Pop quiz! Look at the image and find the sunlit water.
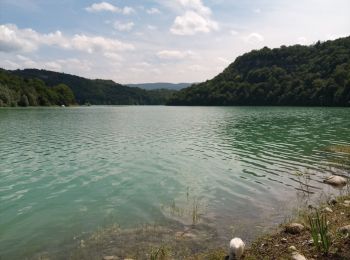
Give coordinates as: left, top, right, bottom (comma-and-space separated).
0, 106, 349, 259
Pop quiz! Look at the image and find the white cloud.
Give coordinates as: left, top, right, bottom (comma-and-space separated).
147, 25, 157, 30
85, 2, 134, 15
114, 21, 135, 32
171, 11, 218, 35
217, 57, 230, 64
86, 2, 119, 13
0, 24, 38, 52
147, 7, 161, 14
253, 8, 261, 14
103, 52, 123, 61
122, 7, 135, 15
157, 50, 195, 60
178, 0, 211, 16
230, 30, 239, 36
297, 36, 308, 45
0, 24, 134, 55
244, 33, 264, 44
71, 34, 134, 53
170, 0, 218, 35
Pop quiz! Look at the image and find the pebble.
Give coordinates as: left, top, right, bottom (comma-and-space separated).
291, 252, 307, 260
285, 223, 305, 234
288, 246, 297, 252
103, 256, 118, 260
183, 232, 197, 239
323, 175, 347, 187
323, 207, 333, 213
281, 238, 287, 243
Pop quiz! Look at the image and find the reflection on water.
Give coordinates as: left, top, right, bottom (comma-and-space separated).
0, 106, 349, 259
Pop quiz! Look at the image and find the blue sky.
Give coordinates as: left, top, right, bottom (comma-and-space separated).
0, 0, 349, 83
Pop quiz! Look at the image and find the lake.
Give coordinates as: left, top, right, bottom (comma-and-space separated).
0, 106, 349, 259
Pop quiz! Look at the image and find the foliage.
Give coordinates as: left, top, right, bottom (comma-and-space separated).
308, 210, 331, 254
168, 36, 350, 106
0, 69, 76, 107
11, 69, 176, 105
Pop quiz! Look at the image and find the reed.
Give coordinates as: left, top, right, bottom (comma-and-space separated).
308, 210, 331, 254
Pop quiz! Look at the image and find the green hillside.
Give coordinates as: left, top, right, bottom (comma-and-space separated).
168, 36, 350, 106
11, 69, 175, 105
0, 69, 75, 107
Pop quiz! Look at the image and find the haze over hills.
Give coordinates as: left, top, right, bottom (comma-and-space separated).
127, 83, 191, 91
168, 36, 350, 106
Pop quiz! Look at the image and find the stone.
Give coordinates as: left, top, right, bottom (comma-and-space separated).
285, 223, 305, 234
344, 200, 350, 205
338, 225, 350, 235
288, 246, 297, 252
323, 175, 347, 187
103, 256, 118, 260
323, 207, 333, 213
291, 252, 307, 260
281, 238, 287, 243
183, 232, 197, 239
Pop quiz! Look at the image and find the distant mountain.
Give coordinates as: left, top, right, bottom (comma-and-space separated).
9, 69, 176, 105
168, 36, 350, 106
127, 83, 191, 91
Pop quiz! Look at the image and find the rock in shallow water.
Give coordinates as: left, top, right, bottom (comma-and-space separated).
323, 175, 347, 187
285, 223, 305, 234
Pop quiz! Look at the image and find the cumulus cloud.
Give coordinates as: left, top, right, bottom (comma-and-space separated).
114, 21, 135, 32
0, 24, 134, 54
244, 33, 264, 44
157, 50, 195, 60
170, 0, 218, 35
0, 24, 39, 52
85, 2, 134, 15
147, 8, 161, 14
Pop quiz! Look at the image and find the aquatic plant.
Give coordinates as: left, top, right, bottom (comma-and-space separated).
308, 210, 331, 254
149, 246, 168, 260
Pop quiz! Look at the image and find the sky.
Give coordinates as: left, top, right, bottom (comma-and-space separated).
0, 0, 349, 84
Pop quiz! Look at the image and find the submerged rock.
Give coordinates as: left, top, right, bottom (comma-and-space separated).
285, 223, 305, 234
323, 175, 347, 187
291, 252, 307, 260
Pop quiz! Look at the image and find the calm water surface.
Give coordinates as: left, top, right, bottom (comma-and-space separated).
0, 106, 349, 258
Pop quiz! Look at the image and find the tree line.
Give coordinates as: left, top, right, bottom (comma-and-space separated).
168, 36, 350, 106
0, 69, 75, 107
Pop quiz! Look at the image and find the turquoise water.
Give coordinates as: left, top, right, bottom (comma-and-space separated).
0, 106, 349, 259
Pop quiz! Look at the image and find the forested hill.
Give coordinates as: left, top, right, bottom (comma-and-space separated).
168, 36, 350, 106
0, 69, 75, 107
10, 69, 175, 105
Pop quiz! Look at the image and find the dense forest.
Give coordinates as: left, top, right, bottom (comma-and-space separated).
0, 69, 76, 107
2, 69, 175, 106
168, 36, 350, 106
